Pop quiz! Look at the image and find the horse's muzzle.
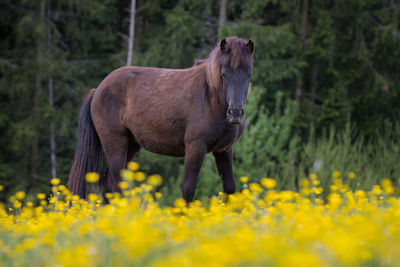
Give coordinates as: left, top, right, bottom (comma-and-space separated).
227, 106, 244, 125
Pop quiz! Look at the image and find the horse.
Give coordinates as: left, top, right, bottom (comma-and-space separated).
68, 37, 254, 203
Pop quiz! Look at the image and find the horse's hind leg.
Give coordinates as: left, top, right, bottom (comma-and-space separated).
99, 134, 129, 192
99, 132, 141, 193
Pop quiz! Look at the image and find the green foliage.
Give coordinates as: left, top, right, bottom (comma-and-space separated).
0, 0, 123, 199
233, 87, 300, 189
298, 123, 400, 196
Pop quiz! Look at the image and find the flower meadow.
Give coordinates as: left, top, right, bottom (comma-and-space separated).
1, 163, 400, 267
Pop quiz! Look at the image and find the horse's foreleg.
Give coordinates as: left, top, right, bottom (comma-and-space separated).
182, 142, 207, 203
213, 147, 236, 194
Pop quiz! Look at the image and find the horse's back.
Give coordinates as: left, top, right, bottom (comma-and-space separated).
92, 65, 195, 119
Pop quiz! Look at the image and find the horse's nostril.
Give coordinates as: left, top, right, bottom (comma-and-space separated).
227, 107, 244, 117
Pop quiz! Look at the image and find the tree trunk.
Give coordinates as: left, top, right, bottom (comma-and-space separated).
295, 0, 309, 113
47, 3, 57, 178
310, 62, 318, 105
31, 0, 46, 181
126, 0, 136, 66
295, 74, 302, 113
48, 77, 57, 178
218, 0, 227, 37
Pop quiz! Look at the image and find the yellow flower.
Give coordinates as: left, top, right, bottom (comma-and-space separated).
148, 174, 163, 186
50, 178, 60, 185
85, 172, 99, 183
4, 167, 400, 267
355, 190, 366, 198
372, 185, 382, 195
22, 238, 36, 250
121, 169, 134, 181
240, 176, 249, 183
134, 172, 146, 182
309, 173, 318, 180
13, 201, 22, 209
300, 179, 310, 188
280, 191, 294, 201
58, 185, 67, 191
347, 172, 356, 179
330, 185, 339, 192
333, 178, 342, 185
312, 179, 320, 185
332, 171, 341, 178
249, 183, 262, 194
0, 185, 4, 191
261, 178, 276, 189
278, 251, 323, 267
132, 187, 142, 194
88, 193, 98, 202
118, 181, 129, 190
49, 197, 57, 204
328, 193, 342, 206
191, 200, 202, 207
301, 188, 311, 196
312, 187, 323, 195
174, 198, 186, 208
381, 178, 394, 195
142, 184, 153, 192
127, 161, 140, 171
15, 191, 26, 200
57, 245, 89, 267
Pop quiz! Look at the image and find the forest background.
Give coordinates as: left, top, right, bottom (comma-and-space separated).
0, 0, 399, 204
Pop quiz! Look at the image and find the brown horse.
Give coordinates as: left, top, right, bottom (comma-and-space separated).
68, 37, 254, 203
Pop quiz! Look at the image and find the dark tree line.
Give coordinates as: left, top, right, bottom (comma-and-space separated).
0, 0, 399, 200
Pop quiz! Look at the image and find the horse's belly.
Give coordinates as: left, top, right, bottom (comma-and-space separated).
141, 139, 185, 157
129, 122, 186, 157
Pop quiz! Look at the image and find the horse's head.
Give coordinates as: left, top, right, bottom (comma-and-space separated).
221, 38, 254, 124
207, 37, 254, 125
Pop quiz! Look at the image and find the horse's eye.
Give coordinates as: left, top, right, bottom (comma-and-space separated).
248, 74, 252, 79
221, 72, 226, 78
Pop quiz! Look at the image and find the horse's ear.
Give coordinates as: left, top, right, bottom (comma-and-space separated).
220, 39, 227, 53
247, 40, 254, 54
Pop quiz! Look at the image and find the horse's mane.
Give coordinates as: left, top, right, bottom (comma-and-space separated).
206, 37, 254, 90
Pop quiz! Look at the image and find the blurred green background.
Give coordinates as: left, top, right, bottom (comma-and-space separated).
0, 0, 399, 204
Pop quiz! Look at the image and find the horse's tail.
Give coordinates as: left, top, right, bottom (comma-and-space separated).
67, 89, 103, 199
